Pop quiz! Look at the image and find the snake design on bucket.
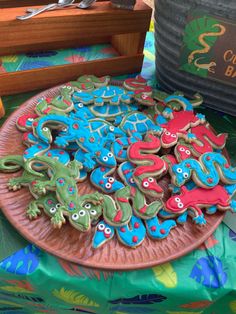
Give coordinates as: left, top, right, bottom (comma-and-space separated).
188, 24, 226, 65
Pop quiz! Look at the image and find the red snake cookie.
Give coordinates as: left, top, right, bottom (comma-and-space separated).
128, 133, 167, 198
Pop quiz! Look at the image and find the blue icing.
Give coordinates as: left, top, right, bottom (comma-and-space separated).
118, 161, 136, 187
172, 152, 236, 187
193, 214, 206, 226
116, 216, 146, 248
206, 205, 217, 214
91, 167, 124, 193
177, 211, 188, 224
23, 142, 50, 159
164, 95, 193, 111
146, 216, 176, 239
0, 244, 41, 275
93, 221, 115, 249
190, 256, 227, 288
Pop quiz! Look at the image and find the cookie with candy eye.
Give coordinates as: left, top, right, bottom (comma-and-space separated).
67, 209, 91, 232
16, 113, 39, 132
171, 152, 236, 189
93, 221, 115, 249
174, 141, 195, 162
127, 133, 167, 198
90, 166, 124, 194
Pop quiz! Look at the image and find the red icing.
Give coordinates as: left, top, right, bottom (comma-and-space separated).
59, 179, 64, 184
17, 114, 38, 127
151, 226, 156, 232
99, 180, 104, 184
101, 167, 106, 172
69, 187, 73, 191
191, 124, 227, 155
206, 156, 211, 161
37, 145, 42, 149
43, 108, 51, 114
114, 210, 123, 222
124, 75, 147, 88
134, 222, 140, 229
176, 145, 193, 161
166, 185, 230, 215
73, 123, 79, 129
63, 99, 71, 106
24, 151, 29, 155
120, 227, 126, 233
59, 151, 65, 155
123, 170, 130, 175
116, 139, 123, 145
69, 202, 74, 208
47, 152, 52, 157
22, 132, 30, 141
139, 204, 147, 214
132, 236, 138, 243
33, 121, 38, 127
128, 134, 164, 196
160, 229, 166, 234
116, 197, 129, 203
104, 233, 110, 238
225, 164, 230, 168
207, 178, 213, 183
160, 111, 200, 147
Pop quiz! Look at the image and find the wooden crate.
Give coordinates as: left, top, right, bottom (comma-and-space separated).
0, 0, 152, 95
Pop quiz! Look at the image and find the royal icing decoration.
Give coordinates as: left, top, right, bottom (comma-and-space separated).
172, 152, 236, 188
165, 184, 236, 225
128, 133, 167, 198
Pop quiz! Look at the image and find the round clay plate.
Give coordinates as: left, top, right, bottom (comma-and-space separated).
0, 85, 225, 270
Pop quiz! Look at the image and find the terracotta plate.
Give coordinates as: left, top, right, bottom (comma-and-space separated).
0, 85, 225, 270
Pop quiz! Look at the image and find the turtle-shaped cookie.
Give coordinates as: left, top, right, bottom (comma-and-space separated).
116, 111, 162, 135
89, 103, 138, 121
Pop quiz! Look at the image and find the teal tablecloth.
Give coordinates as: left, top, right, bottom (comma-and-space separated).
0, 32, 236, 314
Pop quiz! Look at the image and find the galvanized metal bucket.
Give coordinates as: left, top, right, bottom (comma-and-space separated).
154, 0, 236, 115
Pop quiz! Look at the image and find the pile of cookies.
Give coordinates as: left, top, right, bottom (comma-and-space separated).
0, 75, 236, 249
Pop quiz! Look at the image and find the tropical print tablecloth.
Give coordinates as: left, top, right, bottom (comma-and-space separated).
0, 32, 236, 314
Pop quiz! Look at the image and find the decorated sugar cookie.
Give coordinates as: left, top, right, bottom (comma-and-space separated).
71, 75, 110, 91
115, 111, 162, 135
90, 166, 124, 193
189, 124, 227, 157
33, 114, 117, 170
155, 106, 205, 148
145, 216, 176, 239
118, 161, 136, 187
171, 152, 236, 188
128, 133, 167, 198
16, 113, 38, 132
112, 134, 142, 162
124, 75, 155, 106
116, 216, 146, 248
0, 155, 25, 173
102, 186, 163, 226
165, 184, 236, 225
